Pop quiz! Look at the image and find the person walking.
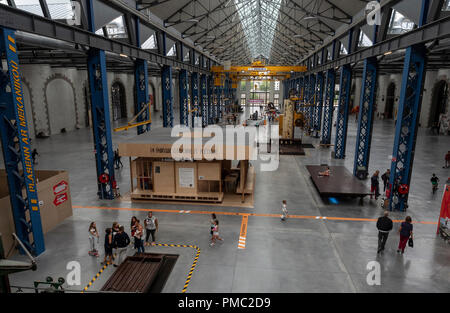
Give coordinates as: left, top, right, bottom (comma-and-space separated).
210, 213, 218, 244
376, 211, 393, 253
444, 151, 450, 168
130, 216, 137, 249
114, 149, 123, 169
371, 170, 380, 200
281, 200, 288, 221
381, 169, 390, 192
397, 216, 413, 254
144, 211, 158, 246
210, 220, 223, 246
32, 149, 39, 165
431, 173, 439, 194
134, 219, 145, 254
88, 222, 100, 257
102, 228, 113, 265
111, 222, 120, 259
113, 226, 130, 267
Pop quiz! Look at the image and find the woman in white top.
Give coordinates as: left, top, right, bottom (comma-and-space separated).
88, 222, 99, 257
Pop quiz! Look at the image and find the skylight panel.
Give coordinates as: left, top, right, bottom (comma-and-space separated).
234, 0, 282, 60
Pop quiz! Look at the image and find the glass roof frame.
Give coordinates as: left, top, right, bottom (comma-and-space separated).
234, 0, 282, 60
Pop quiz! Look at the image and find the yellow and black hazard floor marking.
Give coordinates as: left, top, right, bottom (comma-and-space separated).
81, 261, 110, 293
155, 243, 201, 293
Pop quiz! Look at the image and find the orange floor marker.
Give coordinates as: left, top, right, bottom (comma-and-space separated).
238, 215, 249, 249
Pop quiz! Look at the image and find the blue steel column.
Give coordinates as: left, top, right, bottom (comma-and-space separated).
320, 46, 336, 146
135, 59, 150, 134
334, 31, 354, 159
190, 72, 199, 126
313, 72, 324, 138
87, 49, 116, 199
135, 14, 150, 134
388, 0, 430, 211
303, 75, 309, 117
224, 76, 230, 113
86, 0, 115, 200
179, 69, 188, 126
217, 83, 222, 119
353, 17, 379, 178
161, 65, 173, 127
207, 75, 213, 124
308, 74, 316, 131
200, 74, 208, 127
0, 28, 45, 255
353, 58, 377, 177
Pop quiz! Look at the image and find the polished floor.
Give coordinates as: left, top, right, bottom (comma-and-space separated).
4, 107, 450, 293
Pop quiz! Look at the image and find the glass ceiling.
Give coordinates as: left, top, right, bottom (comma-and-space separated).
234, 0, 282, 60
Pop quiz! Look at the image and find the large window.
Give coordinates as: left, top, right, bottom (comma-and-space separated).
388, 10, 414, 35
273, 93, 280, 107
240, 81, 246, 91
95, 15, 128, 39
240, 94, 246, 106
274, 80, 280, 91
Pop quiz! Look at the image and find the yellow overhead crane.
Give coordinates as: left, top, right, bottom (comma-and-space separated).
211, 61, 307, 86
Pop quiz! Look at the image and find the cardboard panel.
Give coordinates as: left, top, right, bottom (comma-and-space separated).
175, 162, 197, 194
198, 162, 221, 181
0, 170, 73, 257
0, 196, 15, 255
153, 162, 175, 193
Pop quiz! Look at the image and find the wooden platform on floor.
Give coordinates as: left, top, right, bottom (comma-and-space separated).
306, 165, 371, 198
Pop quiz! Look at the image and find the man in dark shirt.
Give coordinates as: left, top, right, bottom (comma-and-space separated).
113, 226, 130, 267
381, 169, 390, 192
376, 211, 393, 253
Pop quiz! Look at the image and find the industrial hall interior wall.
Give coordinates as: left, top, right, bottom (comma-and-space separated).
17, 64, 172, 139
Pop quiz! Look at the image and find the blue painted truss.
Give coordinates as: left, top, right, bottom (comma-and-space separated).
0, 27, 45, 255
353, 57, 377, 178
179, 69, 188, 127
135, 59, 150, 134
320, 69, 336, 145
313, 72, 324, 138
334, 64, 352, 159
161, 65, 173, 128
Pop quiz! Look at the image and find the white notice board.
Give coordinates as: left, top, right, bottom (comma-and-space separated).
179, 168, 195, 188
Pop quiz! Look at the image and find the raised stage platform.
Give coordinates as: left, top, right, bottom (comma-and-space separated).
306, 165, 371, 198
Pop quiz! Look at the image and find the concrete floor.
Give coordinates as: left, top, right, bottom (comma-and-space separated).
4, 107, 450, 293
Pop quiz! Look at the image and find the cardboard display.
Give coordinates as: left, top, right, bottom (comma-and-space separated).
0, 170, 73, 256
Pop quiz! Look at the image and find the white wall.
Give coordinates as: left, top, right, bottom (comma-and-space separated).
21, 64, 141, 138
375, 71, 450, 127
18, 62, 450, 140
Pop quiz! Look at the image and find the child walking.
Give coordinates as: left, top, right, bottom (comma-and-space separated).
281, 200, 288, 221
210, 220, 223, 246
88, 222, 100, 257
